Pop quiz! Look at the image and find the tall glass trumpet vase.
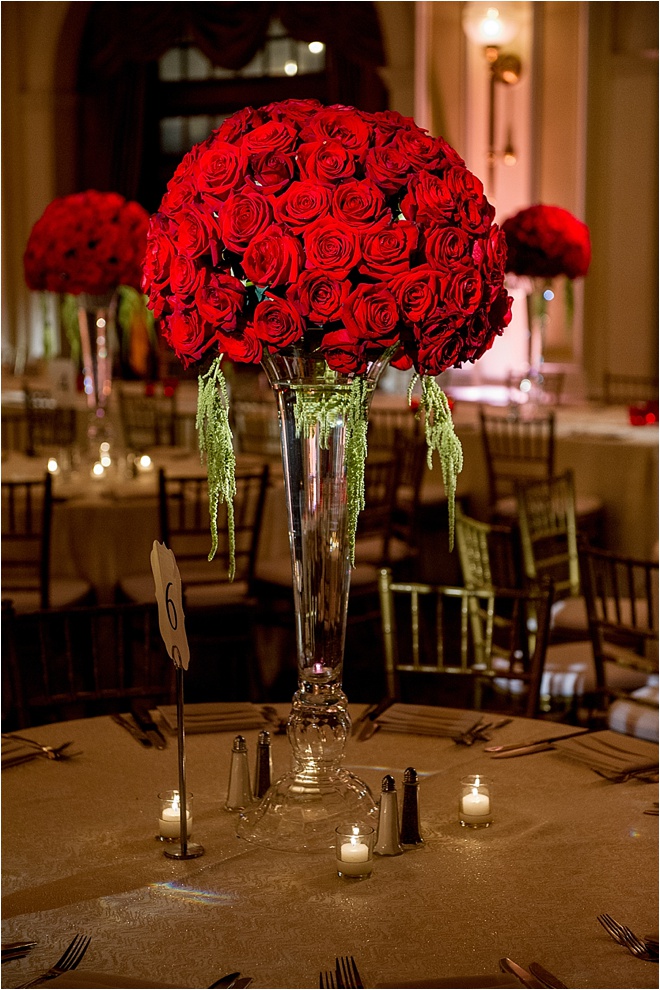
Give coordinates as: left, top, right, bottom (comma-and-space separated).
77, 291, 117, 452
237, 345, 391, 852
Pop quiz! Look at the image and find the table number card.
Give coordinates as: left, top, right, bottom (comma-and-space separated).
150, 541, 190, 671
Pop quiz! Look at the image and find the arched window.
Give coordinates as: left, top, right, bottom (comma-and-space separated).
74, 2, 387, 212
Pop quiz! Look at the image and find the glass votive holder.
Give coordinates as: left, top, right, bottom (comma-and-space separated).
158, 790, 193, 842
335, 824, 375, 880
459, 775, 492, 828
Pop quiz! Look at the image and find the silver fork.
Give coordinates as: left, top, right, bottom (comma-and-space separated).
320, 970, 337, 989
336, 956, 364, 988
597, 914, 658, 961
18, 934, 91, 987
2, 735, 75, 761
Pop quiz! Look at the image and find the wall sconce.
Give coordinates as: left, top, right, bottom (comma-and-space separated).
462, 3, 524, 191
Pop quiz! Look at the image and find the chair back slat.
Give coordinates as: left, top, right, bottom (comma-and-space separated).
2, 474, 53, 607
516, 470, 580, 600
118, 385, 177, 449
3, 602, 176, 729
480, 409, 555, 507
378, 568, 554, 718
579, 540, 659, 704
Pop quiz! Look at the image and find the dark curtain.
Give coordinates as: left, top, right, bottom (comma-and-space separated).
76, 2, 387, 204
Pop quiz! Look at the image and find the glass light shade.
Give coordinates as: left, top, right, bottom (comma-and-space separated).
462, 3, 520, 47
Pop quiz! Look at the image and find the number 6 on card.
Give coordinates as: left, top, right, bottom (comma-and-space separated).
150, 541, 190, 670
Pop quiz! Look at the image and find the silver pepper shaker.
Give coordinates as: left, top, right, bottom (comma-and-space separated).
254, 729, 272, 799
374, 774, 403, 856
225, 735, 253, 811
400, 766, 424, 845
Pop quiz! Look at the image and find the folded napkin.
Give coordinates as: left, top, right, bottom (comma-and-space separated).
375, 975, 521, 988
375, 704, 482, 738
48, 972, 179, 988
553, 729, 659, 774
157, 702, 267, 734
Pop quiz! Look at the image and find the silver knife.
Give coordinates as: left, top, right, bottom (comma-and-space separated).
111, 714, 152, 747
499, 957, 545, 989
486, 729, 589, 753
529, 961, 568, 989
356, 697, 395, 741
131, 704, 168, 749
490, 742, 557, 759
208, 972, 241, 988
232, 979, 253, 989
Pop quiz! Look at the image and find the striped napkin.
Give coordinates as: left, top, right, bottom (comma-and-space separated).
375, 704, 483, 738
157, 702, 267, 734
552, 729, 658, 774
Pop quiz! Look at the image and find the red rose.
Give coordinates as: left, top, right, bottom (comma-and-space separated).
359, 221, 418, 278
262, 98, 323, 125
303, 218, 361, 276
301, 107, 373, 159
246, 151, 294, 196
332, 180, 388, 229
446, 166, 494, 235
217, 326, 263, 363
169, 254, 205, 298
364, 146, 412, 194
389, 266, 443, 328
242, 120, 298, 156
297, 140, 357, 185
320, 328, 368, 374
215, 107, 265, 143
391, 345, 414, 371
196, 142, 246, 201
424, 226, 471, 269
242, 224, 304, 287
392, 126, 444, 171
253, 295, 304, 347
164, 305, 217, 367
444, 262, 484, 316
417, 322, 465, 376
288, 269, 350, 324
400, 171, 455, 225
176, 207, 212, 259
220, 190, 272, 253
195, 273, 245, 329
342, 283, 399, 346
272, 180, 332, 230
372, 110, 416, 146
142, 214, 176, 299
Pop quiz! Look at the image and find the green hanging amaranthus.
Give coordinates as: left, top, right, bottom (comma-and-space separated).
196, 355, 237, 579
410, 375, 463, 549
292, 375, 370, 567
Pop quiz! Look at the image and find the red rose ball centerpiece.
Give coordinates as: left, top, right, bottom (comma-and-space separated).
143, 99, 512, 850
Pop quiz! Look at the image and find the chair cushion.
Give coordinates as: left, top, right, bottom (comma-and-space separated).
119, 573, 251, 608
540, 640, 650, 700
608, 685, 659, 742
4, 578, 93, 613
494, 492, 604, 521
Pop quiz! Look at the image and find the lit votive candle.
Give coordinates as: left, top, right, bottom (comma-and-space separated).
459, 775, 492, 828
335, 824, 375, 879
47, 457, 59, 475
137, 454, 152, 471
158, 790, 193, 842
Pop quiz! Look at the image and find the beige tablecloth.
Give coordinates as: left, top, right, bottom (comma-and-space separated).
2, 708, 657, 989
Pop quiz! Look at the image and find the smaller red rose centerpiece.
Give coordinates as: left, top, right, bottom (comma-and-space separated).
24, 189, 149, 297
23, 190, 153, 404
501, 204, 591, 282
501, 204, 590, 385
142, 99, 513, 561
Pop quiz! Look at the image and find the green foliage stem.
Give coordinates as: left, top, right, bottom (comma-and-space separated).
409, 374, 463, 550
196, 356, 237, 579
292, 378, 370, 566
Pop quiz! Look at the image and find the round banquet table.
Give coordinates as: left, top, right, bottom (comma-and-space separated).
2, 707, 658, 990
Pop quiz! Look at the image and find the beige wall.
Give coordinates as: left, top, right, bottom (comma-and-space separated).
2, 1, 658, 397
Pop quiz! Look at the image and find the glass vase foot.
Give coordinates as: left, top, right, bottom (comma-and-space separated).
237, 768, 377, 852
